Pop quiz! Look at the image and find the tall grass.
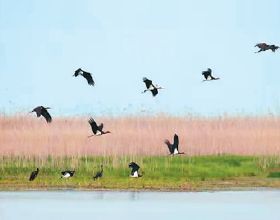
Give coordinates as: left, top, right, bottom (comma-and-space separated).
0, 114, 280, 156
1, 155, 277, 190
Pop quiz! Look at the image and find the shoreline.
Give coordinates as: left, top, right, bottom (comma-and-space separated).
1, 179, 280, 192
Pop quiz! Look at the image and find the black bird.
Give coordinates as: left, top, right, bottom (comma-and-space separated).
93, 165, 103, 180
142, 77, 163, 97
202, 68, 220, 81
88, 117, 111, 137
30, 106, 52, 123
61, 170, 75, 178
164, 134, 184, 155
29, 168, 39, 181
73, 68, 95, 86
255, 43, 279, 53
128, 162, 142, 178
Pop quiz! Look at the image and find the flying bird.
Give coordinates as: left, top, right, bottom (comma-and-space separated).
73, 68, 95, 86
61, 170, 75, 179
255, 43, 279, 53
202, 68, 220, 81
164, 134, 184, 155
29, 168, 39, 181
88, 117, 111, 137
128, 162, 142, 178
93, 165, 103, 180
30, 106, 52, 123
142, 77, 163, 97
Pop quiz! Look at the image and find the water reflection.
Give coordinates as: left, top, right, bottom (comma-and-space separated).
0, 190, 279, 220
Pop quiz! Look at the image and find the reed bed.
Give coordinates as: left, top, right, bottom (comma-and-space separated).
0, 114, 280, 157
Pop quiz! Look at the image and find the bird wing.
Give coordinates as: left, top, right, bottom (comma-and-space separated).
82, 71, 95, 86
130, 162, 140, 172
151, 88, 158, 96
202, 71, 209, 80
173, 134, 179, 151
143, 77, 154, 89
164, 139, 173, 154
74, 68, 81, 77
256, 43, 268, 49
132, 165, 140, 173
32, 106, 42, 117
88, 117, 99, 134
29, 171, 37, 181
41, 108, 52, 123
98, 123, 104, 131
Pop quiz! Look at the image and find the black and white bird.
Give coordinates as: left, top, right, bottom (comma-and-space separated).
128, 162, 142, 178
93, 165, 103, 180
73, 68, 95, 86
29, 168, 39, 181
142, 77, 163, 97
164, 134, 184, 155
61, 170, 75, 178
202, 68, 220, 81
30, 106, 52, 123
88, 117, 111, 137
255, 43, 279, 53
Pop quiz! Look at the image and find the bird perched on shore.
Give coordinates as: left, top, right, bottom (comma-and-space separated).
61, 170, 75, 178
73, 68, 95, 86
255, 43, 279, 53
202, 68, 220, 81
88, 117, 111, 137
129, 162, 142, 178
142, 77, 163, 97
93, 165, 103, 180
29, 168, 39, 181
164, 134, 184, 155
30, 106, 52, 123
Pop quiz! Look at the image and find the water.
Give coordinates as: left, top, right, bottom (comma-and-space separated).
0, 190, 279, 220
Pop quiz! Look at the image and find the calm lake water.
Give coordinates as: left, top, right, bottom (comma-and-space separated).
0, 190, 279, 220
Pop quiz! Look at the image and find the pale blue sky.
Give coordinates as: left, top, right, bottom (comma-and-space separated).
1, 0, 280, 116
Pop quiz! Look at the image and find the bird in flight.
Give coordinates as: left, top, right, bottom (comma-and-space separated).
164, 134, 184, 155
128, 162, 142, 178
29, 168, 39, 181
202, 68, 220, 81
30, 106, 52, 123
93, 165, 103, 180
142, 77, 163, 97
88, 117, 111, 137
61, 170, 75, 178
255, 43, 279, 53
73, 68, 95, 86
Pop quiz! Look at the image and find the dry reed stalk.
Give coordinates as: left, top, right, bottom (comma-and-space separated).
0, 114, 280, 157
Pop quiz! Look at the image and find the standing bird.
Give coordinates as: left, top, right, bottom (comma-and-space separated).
255, 43, 279, 53
164, 134, 184, 155
29, 168, 39, 181
93, 165, 103, 180
128, 162, 142, 178
61, 170, 75, 178
142, 77, 163, 97
88, 117, 111, 137
30, 106, 52, 123
73, 68, 95, 86
202, 68, 220, 81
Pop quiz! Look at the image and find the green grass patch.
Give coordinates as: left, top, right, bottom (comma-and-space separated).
0, 155, 279, 190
